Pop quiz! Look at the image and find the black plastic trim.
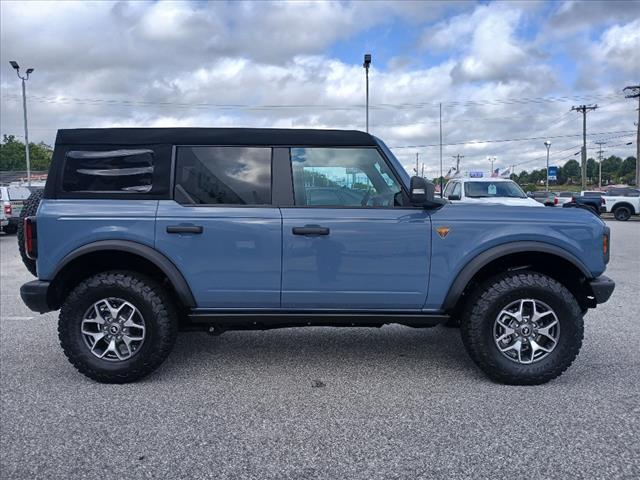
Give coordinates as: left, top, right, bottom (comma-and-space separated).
20, 280, 52, 313
272, 147, 294, 206
188, 310, 448, 328
587, 275, 615, 304
442, 241, 593, 311
51, 240, 196, 307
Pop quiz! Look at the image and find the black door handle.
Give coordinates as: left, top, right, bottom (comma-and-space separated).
166, 225, 203, 234
292, 226, 330, 236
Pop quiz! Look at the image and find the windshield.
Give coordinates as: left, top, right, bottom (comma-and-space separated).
7, 186, 31, 200
464, 181, 526, 199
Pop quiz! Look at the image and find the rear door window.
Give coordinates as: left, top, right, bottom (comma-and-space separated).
174, 146, 272, 205
62, 149, 154, 193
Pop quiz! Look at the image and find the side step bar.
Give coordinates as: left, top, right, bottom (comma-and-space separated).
187, 310, 449, 330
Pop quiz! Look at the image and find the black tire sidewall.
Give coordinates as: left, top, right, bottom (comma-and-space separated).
478, 285, 580, 376
462, 273, 584, 384
614, 207, 630, 221
59, 272, 177, 381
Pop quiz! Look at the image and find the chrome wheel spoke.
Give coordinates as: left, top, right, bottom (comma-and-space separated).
494, 298, 560, 365
81, 297, 145, 362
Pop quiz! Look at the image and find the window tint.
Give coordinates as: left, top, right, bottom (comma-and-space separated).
175, 147, 271, 205
63, 149, 154, 193
291, 147, 402, 207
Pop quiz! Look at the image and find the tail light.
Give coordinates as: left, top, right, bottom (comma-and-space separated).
603, 231, 610, 264
570, 196, 576, 203
554, 197, 558, 205
24, 217, 37, 260
3, 203, 11, 216
600, 197, 605, 205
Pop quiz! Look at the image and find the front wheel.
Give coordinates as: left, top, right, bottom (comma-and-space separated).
461, 272, 583, 385
58, 271, 178, 383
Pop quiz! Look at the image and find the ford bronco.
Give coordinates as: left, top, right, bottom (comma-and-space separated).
19, 128, 615, 384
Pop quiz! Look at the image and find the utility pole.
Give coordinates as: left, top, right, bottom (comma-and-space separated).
9, 61, 34, 186
623, 85, 640, 186
363, 54, 371, 133
415, 152, 419, 175
452, 154, 464, 174
571, 104, 598, 189
595, 141, 606, 188
421, 163, 424, 178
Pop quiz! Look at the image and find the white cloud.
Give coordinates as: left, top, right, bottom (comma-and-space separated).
0, 0, 636, 177
593, 19, 640, 75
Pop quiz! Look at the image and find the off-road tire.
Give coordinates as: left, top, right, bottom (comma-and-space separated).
17, 189, 43, 276
58, 271, 178, 383
613, 205, 631, 221
460, 271, 583, 385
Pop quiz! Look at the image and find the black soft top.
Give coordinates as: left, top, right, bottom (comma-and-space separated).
55, 127, 376, 147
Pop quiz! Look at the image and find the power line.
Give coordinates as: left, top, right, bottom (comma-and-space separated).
0, 91, 626, 111
390, 129, 633, 149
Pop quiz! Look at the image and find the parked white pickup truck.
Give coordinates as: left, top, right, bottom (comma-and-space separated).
603, 195, 640, 221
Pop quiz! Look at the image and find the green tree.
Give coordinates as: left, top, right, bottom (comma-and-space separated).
562, 159, 580, 184
619, 156, 637, 184
0, 134, 53, 171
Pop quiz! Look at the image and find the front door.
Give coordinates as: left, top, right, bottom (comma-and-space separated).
281, 147, 431, 310
155, 146, 281, 309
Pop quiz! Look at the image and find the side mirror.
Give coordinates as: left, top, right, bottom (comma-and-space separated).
448, 194, 461, 201
410, 176, 435, 206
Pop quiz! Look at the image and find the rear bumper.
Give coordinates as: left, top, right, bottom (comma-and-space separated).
20, 280, 53, 313
587, 275, 615, 304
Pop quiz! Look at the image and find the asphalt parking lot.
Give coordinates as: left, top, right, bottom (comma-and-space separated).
1, 219, 639, 480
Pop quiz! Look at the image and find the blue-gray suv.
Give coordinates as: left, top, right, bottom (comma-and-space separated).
19, 128, 615, 384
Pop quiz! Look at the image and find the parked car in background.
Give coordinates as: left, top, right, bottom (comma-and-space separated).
529, 191, 558, 207
603, 194, 640, 221
563, 193, 605, 216
443, 177, 542, 207
556, 191, 574, 206
0, 185, 32, 234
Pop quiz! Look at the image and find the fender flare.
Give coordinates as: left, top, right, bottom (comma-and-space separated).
441, 241, 592, 311
51, 240, 196, 307
611, 201, 636, 215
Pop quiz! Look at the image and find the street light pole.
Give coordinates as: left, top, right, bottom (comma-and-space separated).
544, 141, 551, 191
10, 61, 34, 186
363, 54, 371, 133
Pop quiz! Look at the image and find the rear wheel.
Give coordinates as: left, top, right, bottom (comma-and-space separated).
18, 189, 43, 276
613, 205, 631, 221
58, 271, 178, 383
460, 272, 583, 385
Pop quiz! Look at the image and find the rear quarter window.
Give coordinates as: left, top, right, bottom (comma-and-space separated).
62, 149, 154, 193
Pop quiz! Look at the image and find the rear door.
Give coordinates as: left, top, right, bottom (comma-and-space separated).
280, 147, 431, 310
155, 146, 282, 309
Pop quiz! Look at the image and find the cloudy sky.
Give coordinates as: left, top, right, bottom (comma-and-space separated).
1, 0, 639, 176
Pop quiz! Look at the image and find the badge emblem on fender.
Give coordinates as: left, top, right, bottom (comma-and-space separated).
436, 226, 450, 239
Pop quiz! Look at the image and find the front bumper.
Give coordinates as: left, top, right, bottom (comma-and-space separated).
20, 280, 53, 313
587, 275, 615, 304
